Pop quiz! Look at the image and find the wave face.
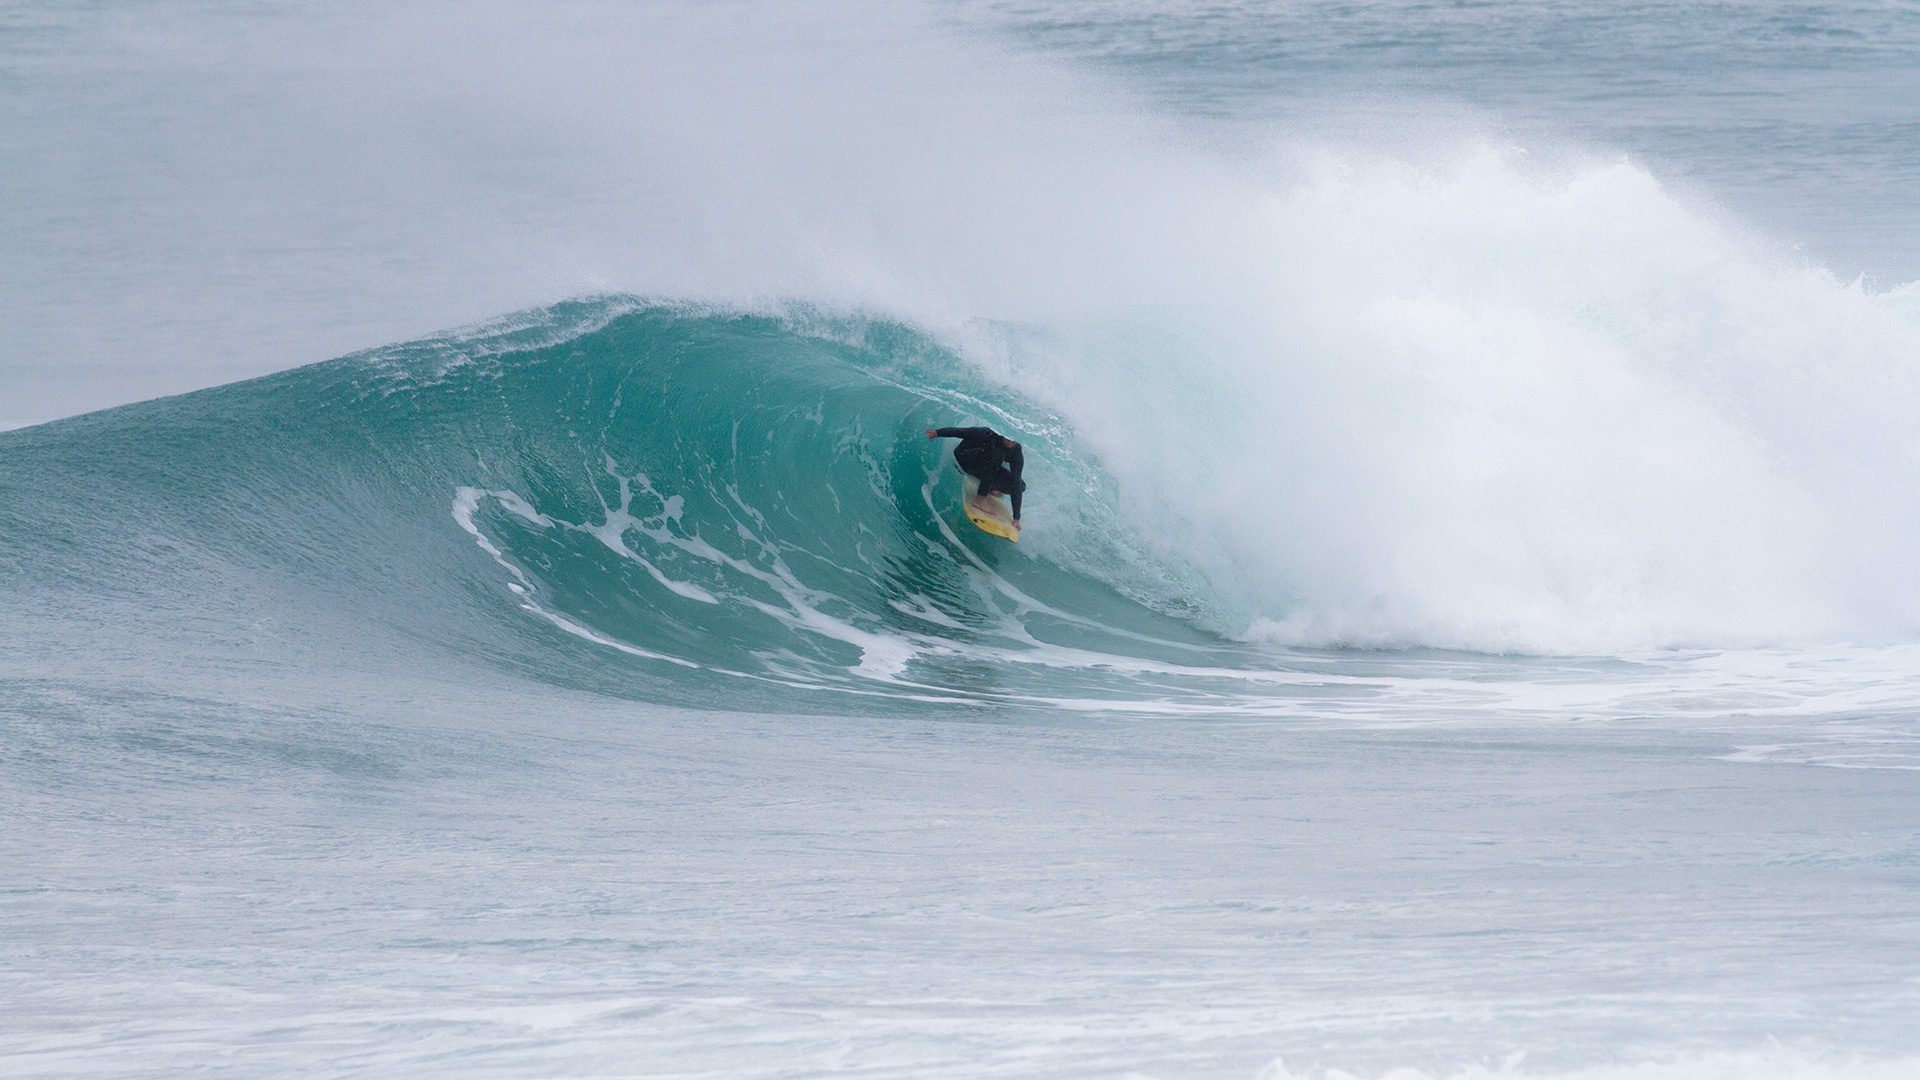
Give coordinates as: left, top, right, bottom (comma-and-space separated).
3, 300, 1290, 713
434, 302, 1272, 708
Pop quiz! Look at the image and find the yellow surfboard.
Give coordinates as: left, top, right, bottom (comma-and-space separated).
961, 474, 1019, 542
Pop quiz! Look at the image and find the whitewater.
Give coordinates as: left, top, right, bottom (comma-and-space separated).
5, 2, 1920, 1078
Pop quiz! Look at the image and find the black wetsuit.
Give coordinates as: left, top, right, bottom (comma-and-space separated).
933, 426, 1025, 520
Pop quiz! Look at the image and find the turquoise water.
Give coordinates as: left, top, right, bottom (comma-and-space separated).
5, 3, 1920, 1078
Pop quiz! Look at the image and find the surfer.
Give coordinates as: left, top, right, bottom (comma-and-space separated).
927, 426, 1025, 525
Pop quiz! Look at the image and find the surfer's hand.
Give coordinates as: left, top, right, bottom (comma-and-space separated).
1012, 518, 1020, 527
925, 428, 936, 439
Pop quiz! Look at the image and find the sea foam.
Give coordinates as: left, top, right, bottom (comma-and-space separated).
970, 148, 1920, 652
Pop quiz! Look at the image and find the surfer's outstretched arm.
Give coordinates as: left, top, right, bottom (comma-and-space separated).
929, 426, 996, 441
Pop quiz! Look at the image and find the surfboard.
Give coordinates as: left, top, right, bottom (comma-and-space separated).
961, 474, 1019, 542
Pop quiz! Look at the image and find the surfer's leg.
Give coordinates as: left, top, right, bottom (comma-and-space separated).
976, 466, 1018, 498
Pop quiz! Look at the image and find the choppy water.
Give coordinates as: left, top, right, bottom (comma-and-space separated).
4, 2, 1919, 1078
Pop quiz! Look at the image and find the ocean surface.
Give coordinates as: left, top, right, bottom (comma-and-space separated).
5, 3, 1920, 1078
